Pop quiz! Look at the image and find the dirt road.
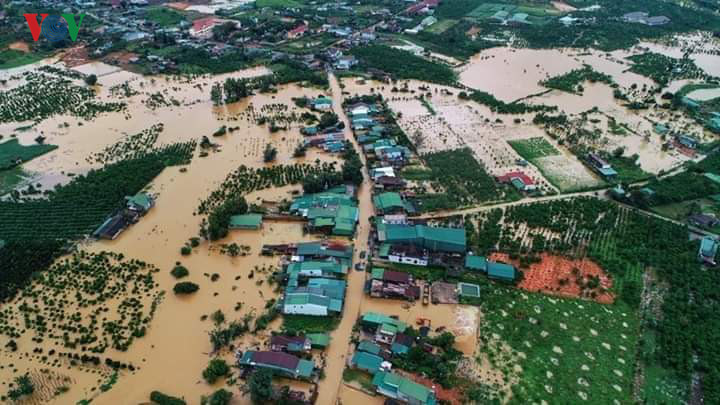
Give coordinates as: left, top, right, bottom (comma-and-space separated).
314, 73, 372, 405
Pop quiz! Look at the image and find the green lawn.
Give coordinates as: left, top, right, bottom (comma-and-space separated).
508, 137, 559, 161
0, 49, 48, 70
606, 156, 652, 183
282, 315, 339, 333
0, 166, 28, 195
146, 6, 186, 27
0, 138, 58, 170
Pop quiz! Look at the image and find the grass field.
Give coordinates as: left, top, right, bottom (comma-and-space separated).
606, 156, 652, 183
0, 138, 58, 170
479, 285, 639, 404
0, 49, 48, 70
256, 0, 304, 8
0, 166, 28, 195
145, 6, 186, 28
425, 19, 459, 34
508, 137, 559, 161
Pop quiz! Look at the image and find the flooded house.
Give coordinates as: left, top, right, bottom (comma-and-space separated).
269, 335, 312, 353
587, 153, 618, 179
237, 351, 315, 380
368, 267, 420, 301
372, 371, 437, 405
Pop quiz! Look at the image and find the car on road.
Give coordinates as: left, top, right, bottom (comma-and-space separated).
354, 262, 366, 271
359, 251, 367, 259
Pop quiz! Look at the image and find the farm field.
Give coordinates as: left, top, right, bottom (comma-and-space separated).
0, 138, 58, 170
478, 285, 639, 404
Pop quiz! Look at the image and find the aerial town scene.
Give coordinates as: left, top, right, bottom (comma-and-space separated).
0, 0, 720, 404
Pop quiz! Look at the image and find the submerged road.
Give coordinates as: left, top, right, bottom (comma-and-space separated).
315, 72, 372, 405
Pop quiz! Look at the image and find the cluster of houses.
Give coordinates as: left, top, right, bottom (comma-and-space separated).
622, 11, 670, 26
279, 241, 353, 317
93, 192, 154, 240
289, 186, 360, 237
300, 97, 347, 153
346, 312, 437, 405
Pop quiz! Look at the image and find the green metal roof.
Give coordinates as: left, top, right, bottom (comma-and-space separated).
371, 268, 385, 280
378, 243, 391, 258
465, 255, 487, 271
373, 192, 405, 211
306, 333, 330, 348
126, 193, 153, 210
391, 342, 410, 354
372, 372, 436, 405
361, 312, 407, 332
352, 351, 384, 374
357, 340, 381, 355
229, 213, 263, 229
487, 262, 516, 281
288, 261, 346, 275
285, 293, 330, 307
296, 359, 315, 378
700, 236, 718, 259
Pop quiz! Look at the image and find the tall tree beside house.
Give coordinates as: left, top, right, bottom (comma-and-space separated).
248, 368, 274, 404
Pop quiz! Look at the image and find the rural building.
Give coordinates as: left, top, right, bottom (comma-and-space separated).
374, 175, 407, 191
351, 351, 388, 375
335, 56, 358, 70
93, 215, 129, 240
377, 224, 467, 253
390, 333, 414, 355
125, 192, 154, 213
357, 340, 382, 356
312, 97, 333, 111
676, 134, 699, 149
587, 153, 618, 179
369, 267, 420, 300
689, 213, 720, 228
287, 24, 308, 39
306, 333, 330, 349
487, 261, 517, 282
465, 255, 488, 272
287, 261, 348, 278
229, 213, 263, 230
361, 312, 408, 344
373, 192, 414, 215
295, 241, 353, 262
386, 244, 429, 267
372, 371, 437, 405
237, 351, 314, 380
497, 171, 537, 192
290, 192, 359, 236
282, 292, 343, 316
190, 17, 222, 38
698, 236, 718, 265
270, 335, 312, 353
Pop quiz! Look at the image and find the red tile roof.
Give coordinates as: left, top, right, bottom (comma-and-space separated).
288, 24, 308, 35
382, 269, 411, 284
192, 17, 220, 33
498, 171, 534, 186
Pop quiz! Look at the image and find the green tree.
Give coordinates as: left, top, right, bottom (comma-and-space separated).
202, 358, 230, 384
7, 374, 34, 401
85, 74, 98, 86
248, 369, 274, 404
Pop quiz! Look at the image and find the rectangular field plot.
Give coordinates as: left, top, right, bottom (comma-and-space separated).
508, 137, 559, 160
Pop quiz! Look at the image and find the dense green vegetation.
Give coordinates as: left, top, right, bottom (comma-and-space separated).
282, 315, 339, 333
394, 332, 462, 388
632, 152, 720, 206
202, 358, 230, 384
540, 65, 614, 93
351, 45, 457, 85
150, 391, 187, 405
413, 147, 514, 212
466, 197, 720, 402
627, 53, 711, 86
0, 138, 57, 170
0, 141, 194, 301
173, 281, 200, 295
462, 91, 557, 114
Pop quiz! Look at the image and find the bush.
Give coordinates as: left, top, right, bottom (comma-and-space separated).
170, 265, 189, 279
85, 74, 98, 86
202, 358, 230, 384
150, 391, 187, 405
201, 389, 232, 405
173, 281, 199, 295
180, 246, 192, 256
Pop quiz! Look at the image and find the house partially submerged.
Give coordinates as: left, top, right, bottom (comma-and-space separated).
377, 224, 467, 254
368, 268, 420, 301
290, 192, 359, 236
270, 335, 312, 353
237, 351, 315, 380
229, 213, 263, 230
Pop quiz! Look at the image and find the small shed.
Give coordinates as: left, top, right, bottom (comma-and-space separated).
229, 214, 263, 230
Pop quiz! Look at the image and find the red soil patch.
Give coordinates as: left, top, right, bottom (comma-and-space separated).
490, 253, 615, 304
61, 45, 90, 67
672, 140, 697, 158
8, 41, 30, 52
103, 51, 139, 68
409, 374, 463, 404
